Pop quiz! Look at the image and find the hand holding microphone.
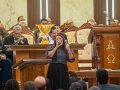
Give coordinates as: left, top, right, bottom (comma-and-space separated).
56, 40, 62, 48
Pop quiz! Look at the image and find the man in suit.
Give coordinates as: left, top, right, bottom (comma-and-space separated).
2, 25, 28, 64
96, 68, 120, 90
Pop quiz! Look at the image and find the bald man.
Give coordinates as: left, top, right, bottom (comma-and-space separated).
34, 76, 47, 90
2, 25, 28, 63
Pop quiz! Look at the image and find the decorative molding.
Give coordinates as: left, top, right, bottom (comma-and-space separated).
78, 63, 92, 67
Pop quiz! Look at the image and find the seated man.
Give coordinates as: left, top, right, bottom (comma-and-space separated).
9, 16, 26, 31
60, 19, 78, 32
19, 21, 31, 31
96, 69, 120, 90
34, 76, 49, 90
2, 25, 28, 64
18, 16, 25, 23
17, 16, 32, 32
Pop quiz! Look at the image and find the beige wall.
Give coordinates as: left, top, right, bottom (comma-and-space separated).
60, 0, 94, 27
0, 0, 93, 29
0, 0, 27, 29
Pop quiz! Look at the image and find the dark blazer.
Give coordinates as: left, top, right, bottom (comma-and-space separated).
0, 59, 12, 84
2, 35, 28, 63
3, 35, 28, 45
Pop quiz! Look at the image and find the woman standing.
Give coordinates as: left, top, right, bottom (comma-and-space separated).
47, 33, 75, 90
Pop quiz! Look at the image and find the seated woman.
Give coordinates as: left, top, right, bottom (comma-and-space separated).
4, 79, 20, 90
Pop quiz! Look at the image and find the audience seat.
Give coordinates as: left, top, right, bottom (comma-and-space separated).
65, 31, 76, 44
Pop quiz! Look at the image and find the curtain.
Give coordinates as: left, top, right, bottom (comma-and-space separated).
27, 0, 40, 29
116, 0, 120, 20
94, 0, 106, 25
48, 0, 60, 25
27, 0, 60, 28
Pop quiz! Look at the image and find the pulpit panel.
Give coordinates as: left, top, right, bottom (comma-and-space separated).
102, 34, 120, 69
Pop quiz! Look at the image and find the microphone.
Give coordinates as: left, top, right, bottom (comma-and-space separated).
65, 39, 68, 44
103, 11, 110, 25
57, 41, 61, 45
15, 36, 24, 45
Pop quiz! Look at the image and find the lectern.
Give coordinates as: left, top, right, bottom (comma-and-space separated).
89, 26, 120, 69
13, 59, 51, 90
88, 26, 120, 86
12, 44, 86, 90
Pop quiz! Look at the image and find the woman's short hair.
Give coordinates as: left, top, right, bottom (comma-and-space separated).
4, 79, 20, 90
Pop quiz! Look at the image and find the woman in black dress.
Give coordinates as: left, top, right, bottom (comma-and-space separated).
47, 33, 75, 90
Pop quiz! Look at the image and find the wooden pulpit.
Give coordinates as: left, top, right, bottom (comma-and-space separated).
89, 26, 120, 69
88, 26, 120, 86
13, 59, 51, 90
12, 43, 86, 90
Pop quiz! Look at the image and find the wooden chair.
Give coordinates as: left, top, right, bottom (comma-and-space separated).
77, 23, 94, 70
60, 23, 79, 44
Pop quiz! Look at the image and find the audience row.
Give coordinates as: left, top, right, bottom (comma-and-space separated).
2, 68, 120, 90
